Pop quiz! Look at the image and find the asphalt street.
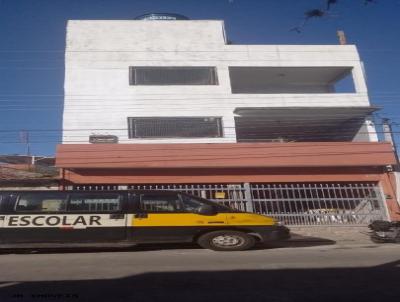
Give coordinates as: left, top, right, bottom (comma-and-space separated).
0, 243, 399, 302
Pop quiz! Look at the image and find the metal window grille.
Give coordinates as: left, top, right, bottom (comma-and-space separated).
127, 117, 223, 138
129, 67, 218, 85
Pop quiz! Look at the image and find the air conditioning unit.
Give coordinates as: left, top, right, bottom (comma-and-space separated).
89, 135, 119, 144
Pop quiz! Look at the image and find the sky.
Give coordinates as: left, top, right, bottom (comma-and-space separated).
0, 0, 400, 156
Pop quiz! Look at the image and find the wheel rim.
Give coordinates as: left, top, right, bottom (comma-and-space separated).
211, 235, 245, 247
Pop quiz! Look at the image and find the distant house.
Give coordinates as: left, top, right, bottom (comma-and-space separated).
56, 14, 400, 225
0, 155, 58, 190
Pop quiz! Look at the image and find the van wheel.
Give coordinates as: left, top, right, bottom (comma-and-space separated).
197, 230, 255, 251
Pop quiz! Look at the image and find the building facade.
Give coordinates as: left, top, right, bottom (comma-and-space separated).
57, 17, 400, 225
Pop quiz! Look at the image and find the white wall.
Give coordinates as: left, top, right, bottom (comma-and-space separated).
63, 20, 372, 144
353, 119, 378, 142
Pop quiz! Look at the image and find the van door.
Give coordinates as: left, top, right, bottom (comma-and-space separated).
131, 192, 228, 243
66, 192, 128, 242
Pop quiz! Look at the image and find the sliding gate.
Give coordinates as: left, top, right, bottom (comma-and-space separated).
250, 183, 386, 225
73, 182, 387, 225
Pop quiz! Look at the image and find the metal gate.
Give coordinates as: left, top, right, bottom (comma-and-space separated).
72, 182, 386, 225
250, 183, 386, 225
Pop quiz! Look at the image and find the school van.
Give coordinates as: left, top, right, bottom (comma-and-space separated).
0, 190, 290, 251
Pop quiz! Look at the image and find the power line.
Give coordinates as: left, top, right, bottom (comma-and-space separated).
0, 91, 397, 97
0, 117, 385, 132
0, 123, 384, 136
0, 130, 384, 139
0, 62, 368, 70
0, 48, 397, 53
42, 150, 397, 165
0, 108, 381, 112
0, 100, 381, 105
0, 93, 398, 99
0, 138, 392, 146
0, 134, 391, 144
0, 102, 397, 108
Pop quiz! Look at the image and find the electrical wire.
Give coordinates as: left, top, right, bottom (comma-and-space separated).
42, 150, 397, 166
0, 48, 395, 53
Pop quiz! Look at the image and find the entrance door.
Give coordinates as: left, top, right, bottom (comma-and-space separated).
65, 192, 128, 242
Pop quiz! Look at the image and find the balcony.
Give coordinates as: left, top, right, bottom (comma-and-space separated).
229, 66, 355, 94
234, 107, 378, 142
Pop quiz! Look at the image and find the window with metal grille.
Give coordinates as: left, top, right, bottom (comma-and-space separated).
128, 117, 223, 138
129, 67, 218, 85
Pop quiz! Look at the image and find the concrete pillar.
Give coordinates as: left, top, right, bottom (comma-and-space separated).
352, 64, 368, 94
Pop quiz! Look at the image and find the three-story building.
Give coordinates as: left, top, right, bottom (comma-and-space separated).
56, 15, 400, 225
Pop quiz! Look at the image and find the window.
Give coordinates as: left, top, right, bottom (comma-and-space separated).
180, 194, 232, 213
128, 117, 223, 138
15, 193, 67, 212
129, 67, 218, 85
139, 194, 182, 212
180, 194, 206, 213
0, 194, 6, 212
68, 193, 121, 212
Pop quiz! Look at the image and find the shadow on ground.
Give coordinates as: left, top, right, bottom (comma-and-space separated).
0, 233, 336, 254
0, 260, 399, 302
266, 232, 336, 249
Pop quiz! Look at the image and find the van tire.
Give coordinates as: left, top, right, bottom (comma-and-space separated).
197, 230, 256, 251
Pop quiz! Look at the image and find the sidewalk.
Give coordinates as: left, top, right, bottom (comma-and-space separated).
287, 225, 373, 245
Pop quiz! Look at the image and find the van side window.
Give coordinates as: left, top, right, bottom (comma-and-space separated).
68, 193, 121, 212
180, 194, 206, 213
15, 193, 67, 212
0, 194, 4, 212
139, 194, 182, 212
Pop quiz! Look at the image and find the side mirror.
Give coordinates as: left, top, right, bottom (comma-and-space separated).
198, 204, 217, 216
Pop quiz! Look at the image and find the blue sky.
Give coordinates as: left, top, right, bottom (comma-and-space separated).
0, 0, 400, 156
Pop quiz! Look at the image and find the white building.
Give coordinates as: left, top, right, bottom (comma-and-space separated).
62, 16, 377, 144
57, 15, 400, 225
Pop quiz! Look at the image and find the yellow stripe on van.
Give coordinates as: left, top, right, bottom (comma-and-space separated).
132, 213, 276, 227
227, 213, 277, 226
132, 213, 228, 227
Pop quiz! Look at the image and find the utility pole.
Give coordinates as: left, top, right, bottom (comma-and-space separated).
19, 130, 31, 169
382, 118, 400, 167
337, 30, 347, 45
19, 130, 30, 157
